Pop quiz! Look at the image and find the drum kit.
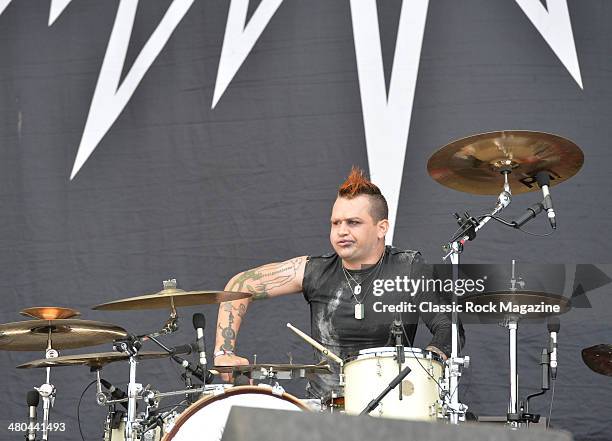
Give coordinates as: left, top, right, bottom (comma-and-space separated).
1, 130, 608, 440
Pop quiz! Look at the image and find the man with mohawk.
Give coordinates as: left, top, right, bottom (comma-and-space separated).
214, 167, 459, 398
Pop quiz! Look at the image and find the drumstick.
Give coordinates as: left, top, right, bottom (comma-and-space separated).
286, 323, 343, 366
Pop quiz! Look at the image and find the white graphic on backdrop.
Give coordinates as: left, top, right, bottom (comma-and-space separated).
0, 1, 584, 211
49, 0, 72, 25
69, 0, 194, 179
0, 0, 72, 24
515, 0, 582, 88
350, 0, 428, 243
0, 0, 11, 16
212, 0, 285, 108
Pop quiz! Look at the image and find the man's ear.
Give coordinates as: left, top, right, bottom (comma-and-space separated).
377, 219, 389, 239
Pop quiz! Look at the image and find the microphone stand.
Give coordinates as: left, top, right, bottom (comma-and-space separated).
389, 315, 405, 400
359, 366, 412, 415
441, 170, 513, 423
508, 348, 551, 426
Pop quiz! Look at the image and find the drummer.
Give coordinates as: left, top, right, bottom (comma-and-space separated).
214, 167, 463, 398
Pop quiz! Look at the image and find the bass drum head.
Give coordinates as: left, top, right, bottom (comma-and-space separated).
162, 386, 307, 441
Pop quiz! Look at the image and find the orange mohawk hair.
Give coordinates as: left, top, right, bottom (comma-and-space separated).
338, 166, 388, 221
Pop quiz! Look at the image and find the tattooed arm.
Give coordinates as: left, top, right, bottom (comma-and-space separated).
214, 256, 308, 371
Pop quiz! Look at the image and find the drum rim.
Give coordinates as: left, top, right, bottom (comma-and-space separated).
161, 385, 308, 440
344, 346, 443, 365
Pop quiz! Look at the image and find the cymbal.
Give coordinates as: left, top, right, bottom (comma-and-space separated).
20, 307, 80, 320
17, 351, 170, 369
582, 344, 612, 377
427, 131, 584, 195
213, 362, 332, 375
0, 319, 128, 351
458, 290, 570, 320
92, 288, 252, 311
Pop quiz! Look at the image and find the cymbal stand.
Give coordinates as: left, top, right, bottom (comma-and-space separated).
504, 260, 522, 427
501, 313, 521, 427
442, 171, 512, 424
35, 328, 58, 441
113, 336, 143, 441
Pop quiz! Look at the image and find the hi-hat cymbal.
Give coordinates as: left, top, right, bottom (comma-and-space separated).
0, 319, 128, 351
17, 351, 170, 369
427, 131, 584, 195
582, 344, 612, 377
20, 307, 80, 320
92, 287, 251, 311
457, 290, 570, 320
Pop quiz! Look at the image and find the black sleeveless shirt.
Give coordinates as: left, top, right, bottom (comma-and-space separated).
302, 246, 455, 398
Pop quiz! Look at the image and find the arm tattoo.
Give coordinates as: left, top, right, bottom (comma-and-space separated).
219, 309, 236, 351
229, 258, 301, 301
222, 302, 246, 318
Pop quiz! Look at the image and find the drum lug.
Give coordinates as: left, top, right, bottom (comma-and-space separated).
376, 359, 382, 377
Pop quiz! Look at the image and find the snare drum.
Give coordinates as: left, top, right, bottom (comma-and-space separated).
343, 347, 444, 421
161, 385, 308, 441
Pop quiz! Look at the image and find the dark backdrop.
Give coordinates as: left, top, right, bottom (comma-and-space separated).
1, 1, 611, 440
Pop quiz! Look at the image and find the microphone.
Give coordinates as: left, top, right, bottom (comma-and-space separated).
100, 379, 129, 410
177, 358, 214, 384
359, 366, 412, 415
170, 343, 195, 356
536, 171, 556, 229
512, 202, 544, 228
192, 313, 207, 368
547, 317, 560, 379
26, 390, 39, 441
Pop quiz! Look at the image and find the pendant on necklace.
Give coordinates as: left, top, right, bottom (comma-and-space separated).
354, 303, 365, 320
354, 284, 362, 295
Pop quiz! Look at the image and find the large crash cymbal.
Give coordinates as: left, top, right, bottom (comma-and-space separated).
17, 351, 170, 369
92, 287, 251, 311
457, 290, 570, 320
582, 344, 612, 377
0, 319, 128, 351
20, 307, 80, 320
427, 131, 584, 195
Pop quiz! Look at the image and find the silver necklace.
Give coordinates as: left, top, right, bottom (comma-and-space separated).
342, 254, 383, 320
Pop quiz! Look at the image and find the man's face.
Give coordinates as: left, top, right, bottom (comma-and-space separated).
330, 195, 387, 263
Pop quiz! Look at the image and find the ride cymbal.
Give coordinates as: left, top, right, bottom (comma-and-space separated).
0, 319, 128, 351
427, 131, 584, 195
92, 287, 251, 311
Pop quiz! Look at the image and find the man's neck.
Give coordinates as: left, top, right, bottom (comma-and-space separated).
342, 244, 386, 270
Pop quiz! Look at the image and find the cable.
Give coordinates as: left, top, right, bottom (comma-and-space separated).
516, 226, 554, 237
77, 380, 97, 441
399, 323, 444, 392
476, 213, 555, 237
546, 379, 556, 429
